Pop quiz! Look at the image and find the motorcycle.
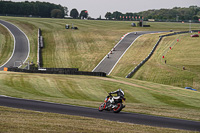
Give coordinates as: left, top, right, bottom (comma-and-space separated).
98, 94, 126, 113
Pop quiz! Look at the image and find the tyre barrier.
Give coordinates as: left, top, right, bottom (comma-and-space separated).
7, 67, 106, 77
126, 30, 199, 78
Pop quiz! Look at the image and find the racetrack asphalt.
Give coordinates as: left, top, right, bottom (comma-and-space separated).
0, 95, 200, 131
92, 31, 165, 75
0, 20, 29, 70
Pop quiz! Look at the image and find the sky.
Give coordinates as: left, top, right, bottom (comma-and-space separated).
11, 0, 200, 18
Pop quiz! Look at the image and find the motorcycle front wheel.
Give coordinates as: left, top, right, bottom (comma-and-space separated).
98, 103, 105, 112
113, 103, 123, 113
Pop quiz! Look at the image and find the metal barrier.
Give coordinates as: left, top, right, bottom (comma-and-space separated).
7, 67, 106, 77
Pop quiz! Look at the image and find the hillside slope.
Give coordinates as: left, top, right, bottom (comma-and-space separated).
0, 16, 200, 121
111, 32, 200, 90
0, 71, 200, 121
1, 16, 199, 71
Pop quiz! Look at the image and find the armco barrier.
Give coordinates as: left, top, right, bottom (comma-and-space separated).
42, 68, 79, 72
7, 67, 106, 77
126, 30, 199, 78
126, 37, 162, 78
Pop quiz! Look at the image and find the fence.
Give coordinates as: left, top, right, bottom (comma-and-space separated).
7, 67, 106, 77
126, 30, 199, 78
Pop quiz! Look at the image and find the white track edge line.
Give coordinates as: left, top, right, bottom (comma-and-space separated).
0, 20, 30, 68
5, 20, 30, 67
0, 22, 16, 68
92, 32, 130, 72
108, 31, 166, 75
108, 34, 142, 75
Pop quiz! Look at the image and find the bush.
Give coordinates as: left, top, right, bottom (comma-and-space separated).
51, 9, 64, 18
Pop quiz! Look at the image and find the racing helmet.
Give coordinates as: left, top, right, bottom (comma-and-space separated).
118, 89, 124, 96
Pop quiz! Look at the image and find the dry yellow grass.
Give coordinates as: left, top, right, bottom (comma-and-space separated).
132, 33, 200, 89
0, 106, 197, 133
1, 16, 199, 71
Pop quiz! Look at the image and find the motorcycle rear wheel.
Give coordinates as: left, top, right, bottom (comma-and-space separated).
113, 103, 123, 113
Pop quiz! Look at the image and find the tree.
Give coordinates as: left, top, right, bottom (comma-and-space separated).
80, 10, 88, 19
70, 8, 79, 18
63, 6, 68, 16
97, 15, 101, 20
125, 13, 133, 20
192, 15, 199, 20
112, 11, 122, 20
105, 12, 112, 20
51, 9, 64, 18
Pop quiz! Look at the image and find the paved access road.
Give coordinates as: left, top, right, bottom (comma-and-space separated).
0, 20, 29, 70
92, 31, 164, 75
0, 95, 199, 131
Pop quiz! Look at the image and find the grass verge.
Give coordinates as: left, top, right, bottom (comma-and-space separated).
0, 24, 14, 66
0, 106, 198, 133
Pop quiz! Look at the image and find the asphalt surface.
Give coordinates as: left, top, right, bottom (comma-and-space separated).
92, 31, 164, 75
0, 95, 199, 131
0, 20, 29, 70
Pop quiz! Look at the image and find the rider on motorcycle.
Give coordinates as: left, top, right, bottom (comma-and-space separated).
108, 89, 124, 104
99, 89, 126, 112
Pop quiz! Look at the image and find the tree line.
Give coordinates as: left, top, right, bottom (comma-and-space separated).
69, 8, 88, 19
105, 6, 200, 22
1, 1, 199, 22
0, 1, 89, 19
0, 1, 66, 18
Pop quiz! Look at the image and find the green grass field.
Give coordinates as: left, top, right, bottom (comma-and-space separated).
0, 71, 200, 121
0, 16, 200, 132
0, 24, 13, 66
